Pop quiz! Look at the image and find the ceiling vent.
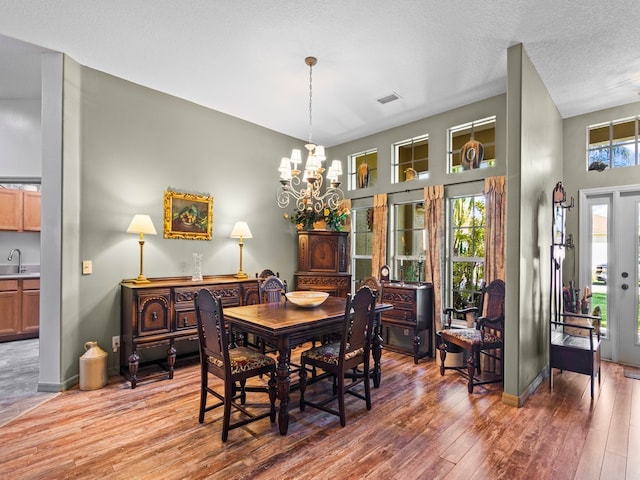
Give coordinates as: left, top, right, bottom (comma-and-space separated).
377, 92, 401, 104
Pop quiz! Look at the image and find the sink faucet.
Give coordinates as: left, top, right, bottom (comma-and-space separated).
8, 248, 24, 273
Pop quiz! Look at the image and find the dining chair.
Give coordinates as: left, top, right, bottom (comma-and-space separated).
298, 286, 377, 426
259, 275, 287, 304
194, 288, 276, 441
358, 276, 382, 303
255, 275, 287, 355
438, 279, 505, 393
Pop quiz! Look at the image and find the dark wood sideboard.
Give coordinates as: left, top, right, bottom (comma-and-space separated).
294, 230, 351, 297
120, 275, 259, 388
380, 281, 434, 363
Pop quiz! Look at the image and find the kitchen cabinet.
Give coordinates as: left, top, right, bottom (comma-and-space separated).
120, 275, 260, 388
0, 188, 41, 231
294, 230, 351, 297
0, 277, 40, 341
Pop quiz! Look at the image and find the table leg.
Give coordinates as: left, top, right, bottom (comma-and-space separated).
276, 336, 292, 435
372, 315, 383, 388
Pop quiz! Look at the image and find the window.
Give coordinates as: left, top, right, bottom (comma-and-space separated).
587, 117, 640, 170
448, 116, 496, 173
392, 134, 429, 183
351, 207, 374, 291
448, 195, 485, 316
393, 202, 426, 282
348, 149, 377, 191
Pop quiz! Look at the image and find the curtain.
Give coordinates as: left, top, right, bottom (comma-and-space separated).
423, 185, 444, 330
372, 194, 387, 277
483, 176, 506, 373
484, 176, 506, 283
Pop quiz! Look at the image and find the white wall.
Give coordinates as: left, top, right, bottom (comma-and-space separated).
0, 98, 42, 264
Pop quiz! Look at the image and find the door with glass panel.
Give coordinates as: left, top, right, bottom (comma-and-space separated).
584, 190, 640, 366
617, 193, 640, 366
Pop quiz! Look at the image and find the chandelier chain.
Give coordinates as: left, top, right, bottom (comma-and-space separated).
308, 60, 313, 145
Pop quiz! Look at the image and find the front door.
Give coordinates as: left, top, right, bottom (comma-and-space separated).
617, 193, 640, 366
583, 189, 640, 366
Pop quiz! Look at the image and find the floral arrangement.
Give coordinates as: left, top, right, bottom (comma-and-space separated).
284, 204, 350, 231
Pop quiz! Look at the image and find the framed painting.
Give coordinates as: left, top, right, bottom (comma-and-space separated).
163, 189, 213, 240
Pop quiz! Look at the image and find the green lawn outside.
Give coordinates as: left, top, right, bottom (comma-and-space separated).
591, 291, 640, 332
591, 292, 607, 329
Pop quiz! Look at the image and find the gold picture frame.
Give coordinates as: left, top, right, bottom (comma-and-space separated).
163, 189, 213, 240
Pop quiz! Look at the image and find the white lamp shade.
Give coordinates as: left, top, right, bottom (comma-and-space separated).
127, 214, 157, 235
290, 149, 302, 166
230, 221, 252, 238
314, 145, 326, 161
279, 157, 291, 171
330, 160, 343, 176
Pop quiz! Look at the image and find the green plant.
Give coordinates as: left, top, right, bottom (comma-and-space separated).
284, 204, 349, 231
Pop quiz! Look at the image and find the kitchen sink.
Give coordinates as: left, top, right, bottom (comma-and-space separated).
0, 264, 40, 275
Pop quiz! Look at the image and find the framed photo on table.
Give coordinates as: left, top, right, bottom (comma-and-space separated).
163, 189, 213, 240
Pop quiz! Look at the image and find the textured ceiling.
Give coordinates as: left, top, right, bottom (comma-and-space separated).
0, 0, 639, 147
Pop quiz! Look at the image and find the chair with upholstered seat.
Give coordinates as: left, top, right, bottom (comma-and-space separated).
254, 275, 287, 355
358, 276, 383, 303
194, 288, 276, 441
438, 279, 505, 393
298, 286, 377, 426
259, 275, 287, 304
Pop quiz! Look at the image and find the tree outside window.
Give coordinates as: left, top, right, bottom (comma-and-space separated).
449, 195, 485, 313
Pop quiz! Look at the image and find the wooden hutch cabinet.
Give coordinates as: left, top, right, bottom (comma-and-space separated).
120, 275, 259, 388
294, 230, 351, 297
380, 281, 434, 363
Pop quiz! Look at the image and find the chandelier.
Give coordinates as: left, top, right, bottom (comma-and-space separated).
277, 56, 344, 213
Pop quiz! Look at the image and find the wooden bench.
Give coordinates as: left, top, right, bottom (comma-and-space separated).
549, 312, 601, 399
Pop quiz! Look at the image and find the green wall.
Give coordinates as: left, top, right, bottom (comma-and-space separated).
43, 56, 304, 388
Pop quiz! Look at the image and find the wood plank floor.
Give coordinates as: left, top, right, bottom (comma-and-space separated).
0, 347, 637, 480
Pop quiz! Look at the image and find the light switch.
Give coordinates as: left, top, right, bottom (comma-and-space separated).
82, 260, 92, 275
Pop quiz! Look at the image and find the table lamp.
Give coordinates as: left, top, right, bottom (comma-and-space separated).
230, 221, 252, 279
127, 214, 157, 284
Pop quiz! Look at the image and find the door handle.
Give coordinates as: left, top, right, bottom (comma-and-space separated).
622, 283, 629, 290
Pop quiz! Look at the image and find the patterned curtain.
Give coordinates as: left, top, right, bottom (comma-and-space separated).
423, 185, 444, 330
484, 176, 506, 282
371, 194, 387, 277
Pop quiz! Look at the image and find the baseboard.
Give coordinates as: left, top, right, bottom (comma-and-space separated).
38, 374, 79, 392
502, 368, 547, 408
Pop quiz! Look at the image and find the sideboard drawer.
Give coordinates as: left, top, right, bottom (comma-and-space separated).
174, 307, 197, 330
136, 289, 171, 336
207, 284, 241, 306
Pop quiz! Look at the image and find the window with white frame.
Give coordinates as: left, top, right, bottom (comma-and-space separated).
447, 194, 485, 318
393, 201, 426, 282
392, 134, 429, 183
348, 149, 377, 191
351, 207, 374, 291
448, 116, 496, 173
587, 116, 640, 171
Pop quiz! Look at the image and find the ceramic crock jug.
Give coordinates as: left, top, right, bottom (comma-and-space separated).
79, 341, 108, 391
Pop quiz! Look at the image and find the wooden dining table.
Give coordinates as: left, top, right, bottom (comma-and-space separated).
224, 296, 393, 435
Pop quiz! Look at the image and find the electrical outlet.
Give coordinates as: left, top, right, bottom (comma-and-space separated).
112, 335, 120, 352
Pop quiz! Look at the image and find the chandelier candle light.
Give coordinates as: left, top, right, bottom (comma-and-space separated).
126, 214, 157, 284
277, 56, 344, 214
230, 221, 252, 279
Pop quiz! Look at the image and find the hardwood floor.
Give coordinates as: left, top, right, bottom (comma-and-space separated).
0, 347, 638, 480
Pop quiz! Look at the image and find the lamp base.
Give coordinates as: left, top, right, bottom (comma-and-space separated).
131, 275, 151, 284
234, 271, 248, 279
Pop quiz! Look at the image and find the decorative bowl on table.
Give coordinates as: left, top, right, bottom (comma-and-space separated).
285, 291, 329, 308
